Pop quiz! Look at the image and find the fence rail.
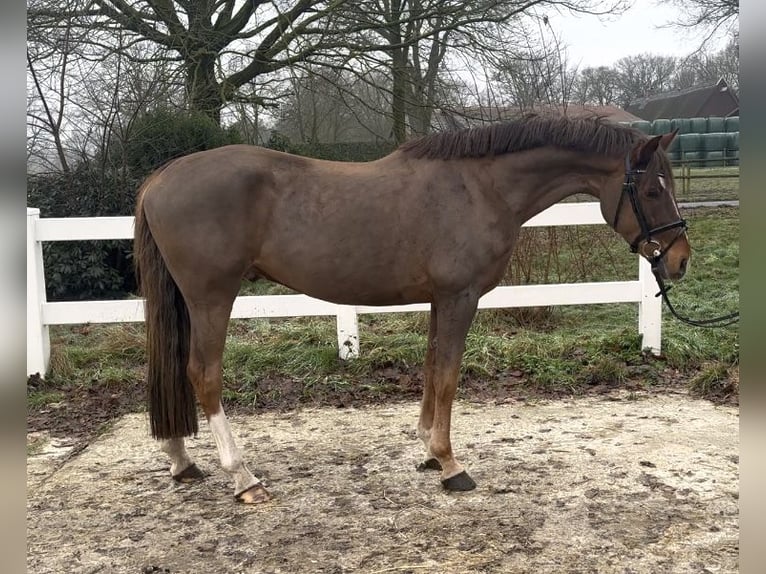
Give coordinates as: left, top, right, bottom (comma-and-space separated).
27, 205, 663, 377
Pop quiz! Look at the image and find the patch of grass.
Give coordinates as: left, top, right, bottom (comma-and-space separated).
27, 390, 65, 409
238, 280, 297, 296
223, 320, 341, 386
44, 323, 146, 388
689, 362, 738, 400
578, 356, 629, 386
673, 166, 739, 201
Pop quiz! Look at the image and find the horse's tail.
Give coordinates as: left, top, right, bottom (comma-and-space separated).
134, 165, 198, 440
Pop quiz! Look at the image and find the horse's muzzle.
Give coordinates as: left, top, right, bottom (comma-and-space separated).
652, 256, 688, 281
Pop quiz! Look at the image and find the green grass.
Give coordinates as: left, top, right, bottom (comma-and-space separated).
28, 207, 739, 409
689, 362, 738, 400
672, 166, 739, 201
29, 323, 147, 409
27, 390, 65, 409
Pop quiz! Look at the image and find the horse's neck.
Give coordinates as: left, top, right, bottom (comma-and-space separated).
491, 150, 621, 223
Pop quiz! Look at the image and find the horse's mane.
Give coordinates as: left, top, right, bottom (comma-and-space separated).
397, 114, 645, 160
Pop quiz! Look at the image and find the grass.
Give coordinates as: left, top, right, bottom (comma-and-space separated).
28, 207, 739, 411
672, 166, 739, 202
27, 390, 65, 409
46, 323, 146, 381
689, 362, 738, 400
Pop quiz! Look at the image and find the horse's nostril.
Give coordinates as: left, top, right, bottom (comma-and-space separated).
679, 258, 688, 273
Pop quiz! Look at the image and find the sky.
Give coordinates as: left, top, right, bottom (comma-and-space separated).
545, 0, 733, 69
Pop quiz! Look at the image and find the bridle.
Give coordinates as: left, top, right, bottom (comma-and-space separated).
612, 154, 687, 265
613, 153, 739, 328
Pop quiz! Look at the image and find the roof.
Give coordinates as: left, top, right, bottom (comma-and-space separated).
431, 104, 643, 131
626, 78, 739, 121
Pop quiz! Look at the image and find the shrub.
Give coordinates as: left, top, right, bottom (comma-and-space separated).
120, 108, 242, 175
28, 109, 242, 301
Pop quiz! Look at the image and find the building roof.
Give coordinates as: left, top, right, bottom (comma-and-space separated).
432, 103, 643, 131
626, 78, 739, 121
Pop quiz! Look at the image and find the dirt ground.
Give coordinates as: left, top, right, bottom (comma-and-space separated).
27, 392, 738, 574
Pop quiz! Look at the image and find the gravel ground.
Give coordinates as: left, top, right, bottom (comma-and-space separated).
27, 392, 738, 574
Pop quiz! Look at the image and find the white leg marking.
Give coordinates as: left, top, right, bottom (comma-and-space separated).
208, 403, 261, 494
160, 438, 194, 477
417, 425, 438, 460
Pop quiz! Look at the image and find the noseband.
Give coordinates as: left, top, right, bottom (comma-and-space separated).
612, 155, 687, 266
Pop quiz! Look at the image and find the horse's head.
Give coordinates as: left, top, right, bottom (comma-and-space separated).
602, 130, 690, 281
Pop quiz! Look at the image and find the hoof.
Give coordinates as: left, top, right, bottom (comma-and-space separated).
416, 458, 443, 472
235, 483, 272, 504
172, 463, 205, 483
441, 471, 477, 492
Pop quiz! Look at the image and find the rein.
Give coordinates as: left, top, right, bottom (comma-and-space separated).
651, 273, 739, 328
614, 154, 739, 329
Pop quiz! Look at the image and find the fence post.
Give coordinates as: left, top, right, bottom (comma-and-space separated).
336, 305, 360, 360
27, 208, 50, 377
638, 256, 662, 355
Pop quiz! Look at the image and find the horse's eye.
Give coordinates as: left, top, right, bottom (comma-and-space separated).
646, 187, 661, 198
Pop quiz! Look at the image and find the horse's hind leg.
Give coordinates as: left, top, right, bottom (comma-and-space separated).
161, 438, 204, 482
186, 299, 271, 504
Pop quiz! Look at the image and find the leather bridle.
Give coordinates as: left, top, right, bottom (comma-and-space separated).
612, 154, 687, 267
613, 153, 738, 328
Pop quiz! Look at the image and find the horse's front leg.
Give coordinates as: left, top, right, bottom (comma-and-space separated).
423, 291, 479, 491
416, 304, 443, 472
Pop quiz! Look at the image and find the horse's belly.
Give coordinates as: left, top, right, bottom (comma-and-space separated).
254, 253, 431, 307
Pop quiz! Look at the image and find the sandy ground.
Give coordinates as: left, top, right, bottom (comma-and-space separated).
27, 392, 738, 574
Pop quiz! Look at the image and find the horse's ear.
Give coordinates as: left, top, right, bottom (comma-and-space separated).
660, 128, 679, 150
633, 135, 662, 167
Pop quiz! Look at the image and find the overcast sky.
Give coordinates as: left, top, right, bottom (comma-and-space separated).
546, 0, 733, 69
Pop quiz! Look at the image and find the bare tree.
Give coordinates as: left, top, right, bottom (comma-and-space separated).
491, 17, 579, 113
665, 0, 738, 46
273, 66, 394, 143
27, 43, 72, 173
614, 54, 677, 107
674, 33, 738, 92
337, 0, 627, 141
27, 0, 631, 165
28, 0, 352, 123
28, 0, 186, 174
573, 66, 620, 105
26, 0, 86, 172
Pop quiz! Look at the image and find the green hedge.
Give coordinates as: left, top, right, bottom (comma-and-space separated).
27, 166, 139, 300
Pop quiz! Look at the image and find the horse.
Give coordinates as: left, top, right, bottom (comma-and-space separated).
134, 114, 689, 503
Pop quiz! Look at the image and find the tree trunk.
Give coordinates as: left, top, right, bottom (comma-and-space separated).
391, 46, 408, 144
185, 51, 223, 124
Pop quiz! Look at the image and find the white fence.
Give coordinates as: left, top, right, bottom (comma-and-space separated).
27, 204, 663, 377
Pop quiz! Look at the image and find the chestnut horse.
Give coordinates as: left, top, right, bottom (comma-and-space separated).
134, 115, 689, 503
